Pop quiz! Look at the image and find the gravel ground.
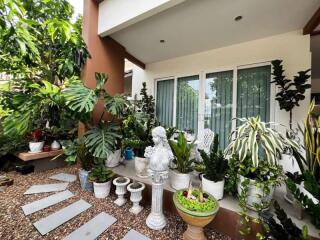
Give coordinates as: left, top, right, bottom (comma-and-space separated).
0, 165, 231, 240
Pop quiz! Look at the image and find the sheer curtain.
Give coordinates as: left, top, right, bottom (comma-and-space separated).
156, 79, 174, 127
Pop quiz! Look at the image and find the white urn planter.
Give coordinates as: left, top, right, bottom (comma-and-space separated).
106, 149, 122, 168
113, 177, 130, 206
29, 141, 44, 153
202, 175, 225, 200
50, 140, 61, 150
93, 181, 111, 199
127, 182, 145, 214
169, 169, 190, 190
134, 157, 149, 178
237, 175, 274, 210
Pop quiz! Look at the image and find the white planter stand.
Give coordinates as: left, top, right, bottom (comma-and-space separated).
202, 175, 225, 200
113, 177, 130, 206
127, 182, 145, 214
93, 181, 111, 198
106, 149, 122, 168
134, 157, 149, 178
169, 169, 190, 190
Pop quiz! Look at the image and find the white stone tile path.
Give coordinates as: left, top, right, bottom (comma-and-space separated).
24, 183, 69, 195
22, 190, 74, 216
49, 173, 77, 183
122, 229, 151, 240
64, 212, 117, 240
33, 199, 91, 235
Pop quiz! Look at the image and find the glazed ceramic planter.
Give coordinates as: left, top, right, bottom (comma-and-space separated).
29, 141, 44, 153
93, 181, 111, 198
127, 182, 145, 214
237, 175, 274, 210
169, 169, 190, 190
79, 169, 93, 192
134, 157, 149, 178
113, 177, 130, 206
50, 140, 61, 150
106, 149, 122, 168
173, 190, 219, 240
202, 175, 225, 200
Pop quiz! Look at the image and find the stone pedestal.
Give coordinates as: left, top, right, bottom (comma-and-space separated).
146, 171, 167, 230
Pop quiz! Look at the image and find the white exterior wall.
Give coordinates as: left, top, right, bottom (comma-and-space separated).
132, 30, 311, 133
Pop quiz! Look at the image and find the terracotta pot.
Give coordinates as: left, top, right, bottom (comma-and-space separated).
173, 190, 219, 240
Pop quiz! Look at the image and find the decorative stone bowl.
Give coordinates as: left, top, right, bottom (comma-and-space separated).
173, 189, 219, 240
113, 176, 130, 206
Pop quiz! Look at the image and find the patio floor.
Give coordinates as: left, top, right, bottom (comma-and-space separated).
0, 165, 230, 240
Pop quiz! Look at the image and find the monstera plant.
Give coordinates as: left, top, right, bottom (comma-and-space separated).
63, 72, 129, 159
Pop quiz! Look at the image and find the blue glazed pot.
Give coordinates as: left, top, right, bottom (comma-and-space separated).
123, 148, 134, 160
79, 169, 93, 192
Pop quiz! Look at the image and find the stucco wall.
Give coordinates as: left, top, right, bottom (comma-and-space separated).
132, 30, 311, 132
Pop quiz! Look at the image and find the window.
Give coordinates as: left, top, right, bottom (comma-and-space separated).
176, 75, 199, 134
156, 79, 174, 127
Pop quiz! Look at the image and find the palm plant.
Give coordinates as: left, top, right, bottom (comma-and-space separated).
169, 133, 195, 173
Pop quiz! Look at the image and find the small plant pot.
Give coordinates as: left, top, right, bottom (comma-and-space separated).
50, 140, 61, 150
202, 175, 225, 200
106, 149, 122, 168
237, 175, 274, 210
93, 181, 111, 198
79, 169, 93, 192
127, 182, 145, 214
29, 141, 44, 153
169, 169, 190, 190
113, 177, 130, 206
134, 157, 149, 178
123, 148, 134, 160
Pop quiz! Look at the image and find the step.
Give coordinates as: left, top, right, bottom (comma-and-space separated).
33, 199, 91, 235
24, 183, 69, 195
49, 173, 77, 183
122, 229, 150, 240
22, 190, 74, 216
64, 212, 117, 240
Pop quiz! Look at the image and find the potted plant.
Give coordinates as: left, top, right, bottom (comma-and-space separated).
173, 183, 219, 240
29, 129, 44, 153
169, 133, 195, 190
106, 139, 122, 168
127, 181, 145, 214
89, 166, 115, 198
198, 134, 227, 200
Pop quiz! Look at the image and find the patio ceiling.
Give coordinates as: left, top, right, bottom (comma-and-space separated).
110, 0, 320, 64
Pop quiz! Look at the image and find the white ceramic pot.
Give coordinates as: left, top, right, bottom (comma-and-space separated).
127, 182, 145, 214
134, 157, 149, 178
202, 175, 225, 200
51, 140, 61, 150
93, 181, 111, 198
113, 177, 130, 206
106, 149, 122, 168
237, 175, 274, 210
280, 153, 301, 174
169, 169, 190, 190
29, 141, 44, 153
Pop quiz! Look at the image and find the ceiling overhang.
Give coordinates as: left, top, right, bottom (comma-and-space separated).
304, 7, 320, 36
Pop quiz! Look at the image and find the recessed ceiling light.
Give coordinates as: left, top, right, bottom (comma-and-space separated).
234, 16, 243, 21
160, 39, 166, 43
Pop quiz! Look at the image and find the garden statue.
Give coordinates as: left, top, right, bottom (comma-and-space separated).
146, 126, 173, 230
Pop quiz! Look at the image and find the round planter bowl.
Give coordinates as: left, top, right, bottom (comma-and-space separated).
173, 190, 219, 240
106, 149, 122, 168
134, 157, 149, 178
169, 169, 190, 190
202, 175, 225, 200
93, 181, 111, 198
29, 141, 44, 153
237, 175, 274, 210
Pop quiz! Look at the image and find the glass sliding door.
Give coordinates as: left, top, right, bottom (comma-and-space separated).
156, 79, 174, 127
176, 75, 199, 134
205, 71, 233, 149
237, 65, 271, 122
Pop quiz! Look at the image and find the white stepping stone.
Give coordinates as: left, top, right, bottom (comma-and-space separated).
122, 230, 150, 240
33, 199, 91, 235
24, 183, 69, 195
22, 190, 74, 216
64, 212, 117, 240
49, 173, 77, 183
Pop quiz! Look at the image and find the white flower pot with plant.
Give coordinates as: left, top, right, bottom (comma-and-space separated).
29, 129, 44, 153
169, 133, 195, 190
198, 134, 227, 200
113, 176, 130, 206
127, 181, 145, 214
89, 166, 114, 198
106, 149, 122, 168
